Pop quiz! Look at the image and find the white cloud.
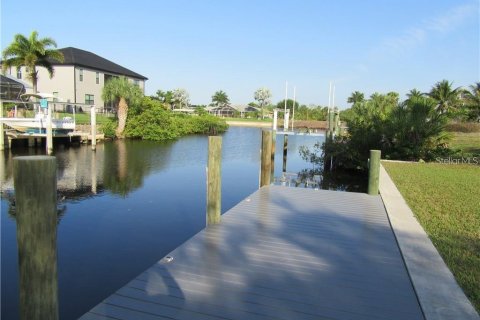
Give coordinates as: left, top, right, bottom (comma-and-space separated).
371, 2, 477, 58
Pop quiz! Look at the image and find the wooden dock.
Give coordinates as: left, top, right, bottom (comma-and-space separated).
79, 186, 424, 320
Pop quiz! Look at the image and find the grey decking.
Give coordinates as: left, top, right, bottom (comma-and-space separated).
79, 186, 424, 320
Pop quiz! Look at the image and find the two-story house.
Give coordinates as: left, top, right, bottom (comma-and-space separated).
4, 47, 148, 111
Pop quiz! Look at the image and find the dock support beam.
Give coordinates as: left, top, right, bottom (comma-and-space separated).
284, 110, 290, 131
0, 100, 4, 151
46, 104, 53, 155
272, 109, 278, 131
368, 150, 381, 195
271, 131, 276, 178
260, 130, 273, 187
13, 156, 59, 320
91, 106, 97, 151
282, 135, 288, 173
334, 111, 340, 136
207, 136, 222, 225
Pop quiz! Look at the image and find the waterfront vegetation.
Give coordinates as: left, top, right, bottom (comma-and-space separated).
316, 80, 480, 171
383, 162, 480, 311
102, 97, 228, 140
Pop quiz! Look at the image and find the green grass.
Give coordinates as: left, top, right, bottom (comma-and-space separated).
56, 112, 114, 125
450, 132, 480, 156
383, 162, 480, 312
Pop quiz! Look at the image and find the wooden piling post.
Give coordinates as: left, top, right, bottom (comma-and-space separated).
368, 150, 381, 195
328, 111, 335, 136
0, 100, 4, 151
207, 136, 222, 225
260, 130, 272, 187
273, 109, 278, 131
90, 106, 97, 151
271, 131, 276, 178
46, 103, 53, 155
334, 112, 340, 136
282, 134, 288, 173
13, 156, 59, 320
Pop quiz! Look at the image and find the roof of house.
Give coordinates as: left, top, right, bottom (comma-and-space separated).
53, 47, 148, 80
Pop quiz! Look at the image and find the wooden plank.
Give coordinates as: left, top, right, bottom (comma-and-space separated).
79, 186, 424, 320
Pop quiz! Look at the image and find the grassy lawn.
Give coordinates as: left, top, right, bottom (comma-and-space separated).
56, 112, 114, 125
449, 132, 480, 156
383, 162, 480, 312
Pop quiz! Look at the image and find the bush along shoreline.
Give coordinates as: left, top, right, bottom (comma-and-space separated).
101, 97, 228, 140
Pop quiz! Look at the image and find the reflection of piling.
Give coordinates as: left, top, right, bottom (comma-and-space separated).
260, 130, 272, 187
13, 156, 59, 320
368, 150, 381, 195
91, 106, 97, 151
207, 136, 222, 225
282, 135, 288, 173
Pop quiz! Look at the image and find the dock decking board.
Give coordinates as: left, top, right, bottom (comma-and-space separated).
80, 186, 424, 320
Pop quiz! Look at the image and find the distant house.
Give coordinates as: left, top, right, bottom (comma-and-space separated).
206, 104, 261, 118
3, 47, 148, 111
206, 105, 238, 117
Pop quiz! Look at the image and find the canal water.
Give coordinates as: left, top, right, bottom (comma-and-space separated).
1, 126, 366, 319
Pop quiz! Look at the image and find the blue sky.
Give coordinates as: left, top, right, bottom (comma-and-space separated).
1, 0, 479, 108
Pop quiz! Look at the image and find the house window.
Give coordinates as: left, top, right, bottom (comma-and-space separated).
133, 79, 139, 86
17, 67, 22, 79
79, 69, 84, 82
96, 72, 100, 84
53, 92, 59, 102
85, 94, 94, 105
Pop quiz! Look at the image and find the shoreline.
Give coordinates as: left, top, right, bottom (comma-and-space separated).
226, 120, 272, 128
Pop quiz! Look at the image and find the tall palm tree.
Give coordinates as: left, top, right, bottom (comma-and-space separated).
211, 90, 229, 108
347, 91, 364, 105
463, 82, 480, 121
406, 88, 424, 100
428, 80, 462, 115
1, 31, 64, 93
102, 76, 143, 138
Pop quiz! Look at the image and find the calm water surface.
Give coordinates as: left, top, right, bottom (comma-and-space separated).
1, 127, 365, 319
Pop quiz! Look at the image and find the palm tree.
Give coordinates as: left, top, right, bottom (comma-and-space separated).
211, 90, 229, 108
463, 82, 480, 121
102, 76, 143, 138
347, 91, 364, 105
428, 80, 462, 115
406, 89, 424, 100
1, 31, 64, 93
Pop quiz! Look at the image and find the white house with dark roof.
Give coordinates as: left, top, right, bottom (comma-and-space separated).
4, 47, 148, 110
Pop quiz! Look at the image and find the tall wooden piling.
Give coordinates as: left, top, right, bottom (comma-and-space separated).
46, 104, 53, 155
368, 150, 381, 195
13, 156, 59, 320
91, 106, 97, 151
271, 131, 276, 178
260, 130, 272, 187
207, 136, 222, 225
282, 134, 288, 173
0, 100, 4, 151
334, 112, 340, 136
328, 111, 335, 136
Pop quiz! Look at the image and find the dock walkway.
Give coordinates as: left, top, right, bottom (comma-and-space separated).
80, 186, 424, 320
